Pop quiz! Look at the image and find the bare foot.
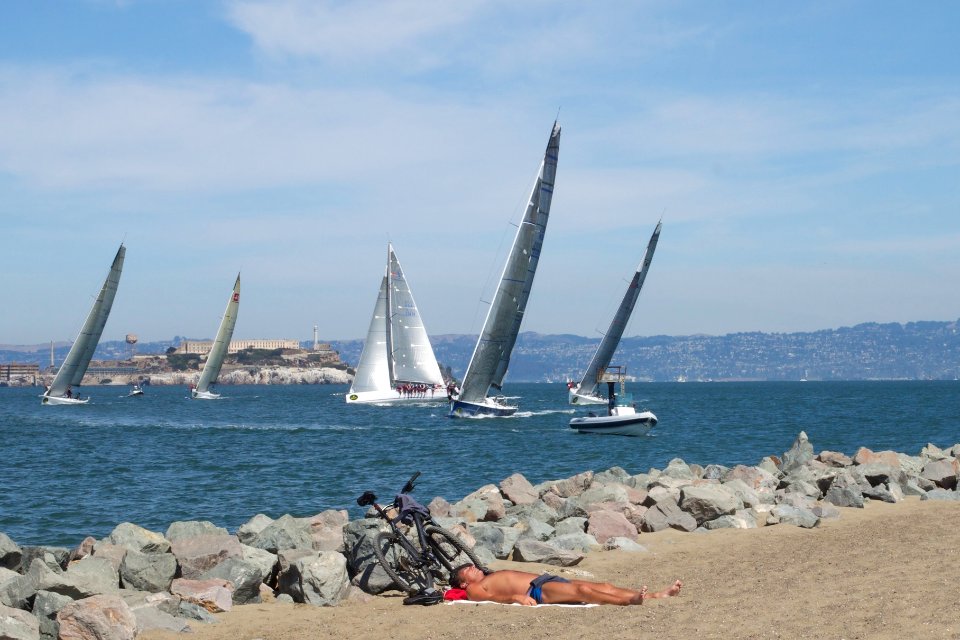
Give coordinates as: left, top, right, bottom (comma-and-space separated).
643, 580, 683, 600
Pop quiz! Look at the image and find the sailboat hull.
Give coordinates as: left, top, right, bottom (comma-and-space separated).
569, 410, 657, 436
41, 395, 90, 406
448, 397, 517, 418
567, 386, 607, 405
191, 389, 221, 400
346, 389, 445, 404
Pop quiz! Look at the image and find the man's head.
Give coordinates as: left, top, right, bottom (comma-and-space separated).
449, 563, 479, 589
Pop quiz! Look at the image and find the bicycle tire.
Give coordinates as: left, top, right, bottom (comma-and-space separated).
424, 525, 489, 583
372, 531, 432, 595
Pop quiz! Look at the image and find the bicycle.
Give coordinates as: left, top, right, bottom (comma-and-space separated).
356, 471, 488, 601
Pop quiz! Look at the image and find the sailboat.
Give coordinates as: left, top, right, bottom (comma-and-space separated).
42, 244, 125, 405
346, 243, 446, 404
191, 274, 240, 400
449, 121, 561, 418
568, 221, 662, 405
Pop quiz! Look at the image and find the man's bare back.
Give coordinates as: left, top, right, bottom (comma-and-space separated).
453, 565, 682, 606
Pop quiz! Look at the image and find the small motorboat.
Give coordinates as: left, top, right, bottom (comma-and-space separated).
127, 384, 144, 397
569, 366, 657, 436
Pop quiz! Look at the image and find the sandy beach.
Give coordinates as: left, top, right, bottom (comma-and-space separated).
140, 497, 960, 640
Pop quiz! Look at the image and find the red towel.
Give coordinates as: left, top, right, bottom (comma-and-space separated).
443, 588, 469, 601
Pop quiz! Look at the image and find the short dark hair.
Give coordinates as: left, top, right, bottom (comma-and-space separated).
448, 563, 474, 589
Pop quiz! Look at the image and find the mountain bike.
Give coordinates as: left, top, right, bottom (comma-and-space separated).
357, 471, 488, 601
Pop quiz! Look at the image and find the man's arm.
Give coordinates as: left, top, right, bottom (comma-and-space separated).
466, 582, 537, 606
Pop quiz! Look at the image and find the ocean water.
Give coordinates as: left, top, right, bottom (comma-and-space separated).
1, 381, 957, 547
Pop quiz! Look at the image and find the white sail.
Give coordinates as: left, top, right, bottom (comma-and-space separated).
388, 245, 444, 387
193, 274, 240, 399
571, 221, 662, 404
349, 276, 391, 396
451, 121, 561, 417
347, 244, 444, 404
43, 244, 125, 404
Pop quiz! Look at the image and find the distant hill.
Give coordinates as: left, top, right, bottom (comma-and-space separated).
5, 319, 960, 381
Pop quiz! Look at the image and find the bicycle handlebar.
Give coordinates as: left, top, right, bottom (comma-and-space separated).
401, 471, 421, 495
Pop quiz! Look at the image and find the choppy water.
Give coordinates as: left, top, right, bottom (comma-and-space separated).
1, 381, 957, 546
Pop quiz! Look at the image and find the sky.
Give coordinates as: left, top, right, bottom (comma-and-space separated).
1, 0, 958, 346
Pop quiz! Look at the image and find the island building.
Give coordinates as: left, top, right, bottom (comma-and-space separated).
176, 339, 301, 355
1, 363, 40, 384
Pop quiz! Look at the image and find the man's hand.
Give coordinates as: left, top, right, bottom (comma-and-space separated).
512, 594, 537, 606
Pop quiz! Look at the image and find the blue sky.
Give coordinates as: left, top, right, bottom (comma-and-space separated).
1, 0, 958, 345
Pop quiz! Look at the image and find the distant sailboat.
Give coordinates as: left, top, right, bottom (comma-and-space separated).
449, 121, 561, 418
42, 244, 125, 405
569, 221, 662, 405
347, 243, 445, 404
191, 274, 240, 400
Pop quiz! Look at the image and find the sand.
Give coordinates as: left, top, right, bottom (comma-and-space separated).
141, 498, 960, 640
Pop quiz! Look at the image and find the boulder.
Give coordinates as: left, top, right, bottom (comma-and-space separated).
64, 556, 119, 595
1, 602, 40, 640
863, 482, 903, 504
295, 551, 351, 606
921, 459, 959, 490
586, 510, 637, 543
538, 471, 593, 499
31, 589, 74, 638
426, 496, 453, 518
19, 547, 69, 572
0, 533, 22, 571
57, 594, 137, 640
662, 458, 696, 481
553, 517, 587, 537
499, 473, 538, 506
823, 471, 865, 508
466, 523, 520, 560
165, 521, 229, 542
105, 523, 170, 554
171, 534, 242, 579
511, 539, 583, 566
169, 578, 234, 613
817, 451, 853, 467
772, 505, 820, 529
341, 519, 394, 595
200, 557, 265, 604
550, 532, 599, 554
781, 431, 815, 473
68, 537, 97, 564
602, 537, 648, 552
131, 606, 192, 634
922, 489, 960, 502
852, 447, 901, 468
90, 543, 127, 572
680, 485, 742, 525
517, 519, 554, 542
454, 485, 506, 522
119, 549, 177, 593
236, 514, 274, 545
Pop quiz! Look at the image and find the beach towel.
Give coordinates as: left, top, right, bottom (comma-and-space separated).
447, 600, 597, 608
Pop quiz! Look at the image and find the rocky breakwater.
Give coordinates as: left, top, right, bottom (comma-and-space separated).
142, 366, 352, 387
2, 432, 959, 639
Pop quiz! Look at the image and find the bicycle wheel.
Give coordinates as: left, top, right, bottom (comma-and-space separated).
424, 525, 489, 584
372, 531, 432, 595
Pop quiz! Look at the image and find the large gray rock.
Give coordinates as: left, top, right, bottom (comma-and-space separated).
236, 514, 274, 545
119, 549, 177, 593
538, 471, 593, 499
57, 594, 137, 640
340, 519, 394, 595
248, 511, 347, 554
165, 521, 229, 542
550, 532, 598, 554
781, 431, 815, 473
19, 547, 69, 573
517, 519, 554, 542
0, 533, 23, 571
0, 602, 40, 640
131, 606, 192, 634
680, 485, 743, 525
863, 482, 904, 504
553, 517, 587, 537
662, 458, 696, 481
921, 459, 959, 490
511, 539, 583, 566
722, 478, 764, 507
772, 505, 820, 529
922, 488, 960, 502
200, 557, 264, 604
454, 485, 507, 522
507, 501, 560, 527
466, 523, 520, 560
642, 499, 697, 533
296, 552, 351, 606
90, 543, 127, 573
823, 471, 865, 508
171, 534, 242, 579
32, 589, 74, 639
65, 556, 119, 595
105, 523, 170, 554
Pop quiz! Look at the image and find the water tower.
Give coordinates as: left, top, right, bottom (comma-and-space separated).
126, 333, 138, 359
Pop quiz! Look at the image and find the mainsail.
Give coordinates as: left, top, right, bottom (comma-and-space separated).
46, 244, 125, 399
194, 274, 241, 396
574, 221, 662, 399
456, 121, 561, 407
387, 244, 444, 386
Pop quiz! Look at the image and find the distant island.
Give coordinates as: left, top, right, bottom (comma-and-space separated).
2, 319, 959, 386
